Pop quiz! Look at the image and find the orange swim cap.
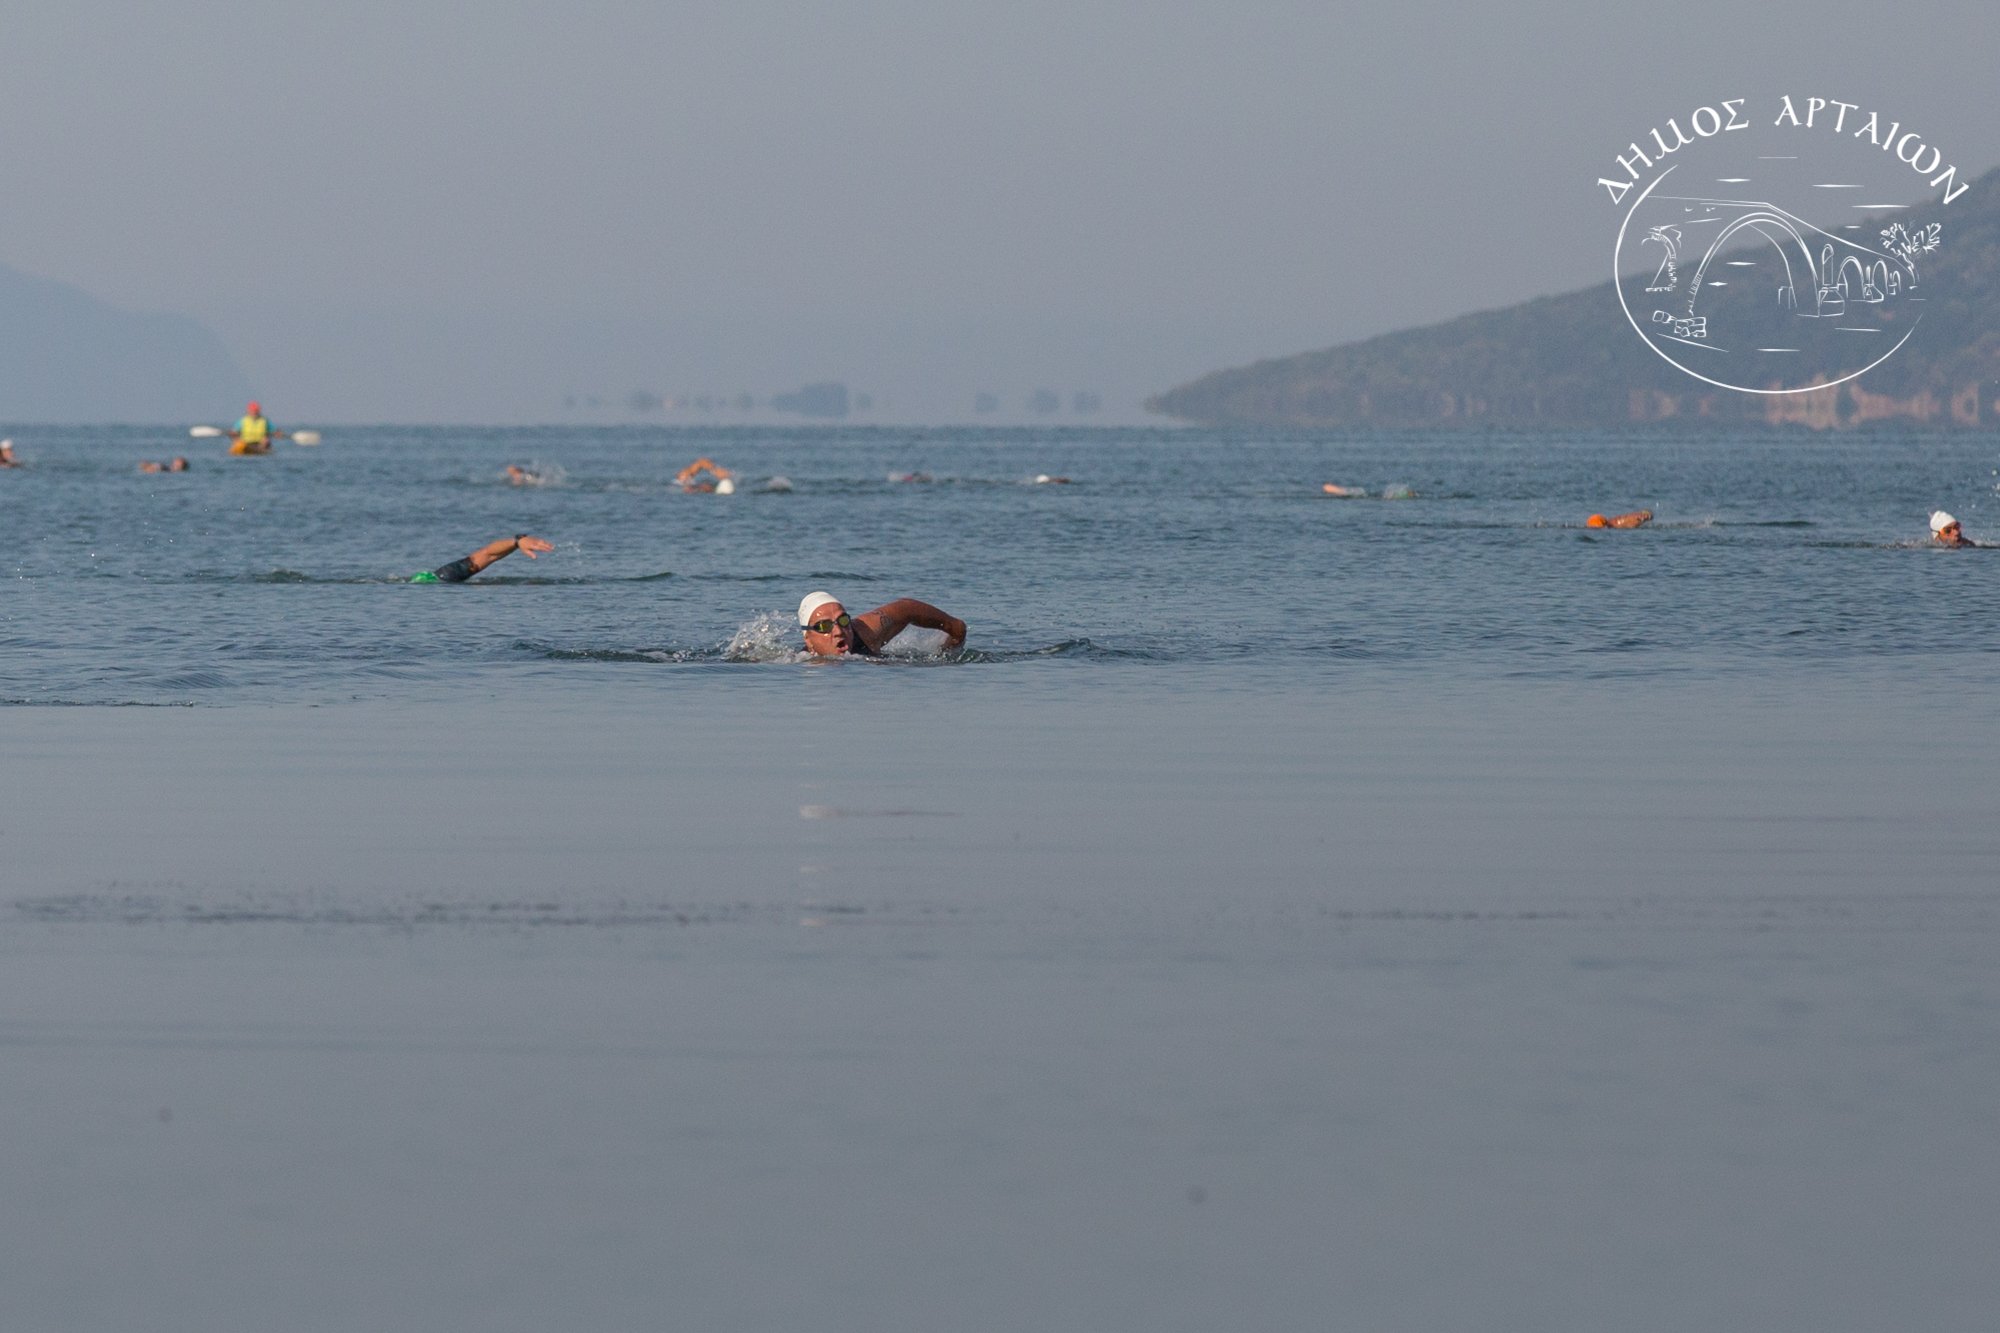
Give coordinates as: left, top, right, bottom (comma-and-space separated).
1586, 514, 1608, 527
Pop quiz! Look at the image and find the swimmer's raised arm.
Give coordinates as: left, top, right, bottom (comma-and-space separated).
676, 457, 732, 483
860, 598, 966, 651
465, 533, 553, 575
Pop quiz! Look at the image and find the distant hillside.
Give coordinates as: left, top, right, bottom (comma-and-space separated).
1151, 166, 2000, 431
0, 263, 250, 423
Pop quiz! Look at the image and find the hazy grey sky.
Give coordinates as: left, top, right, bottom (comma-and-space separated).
3, 0, 1995, 422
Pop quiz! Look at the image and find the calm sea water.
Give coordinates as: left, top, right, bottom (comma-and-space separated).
4, 426, 1999, 1332
3, 423, 1999, 702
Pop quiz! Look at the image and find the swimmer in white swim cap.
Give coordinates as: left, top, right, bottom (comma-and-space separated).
1930, 511, 1970, 547
676, 458, 733, 492
797, 590, 967, 658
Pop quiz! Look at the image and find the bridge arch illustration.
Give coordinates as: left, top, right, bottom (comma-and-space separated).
1664, 198, 1915, 321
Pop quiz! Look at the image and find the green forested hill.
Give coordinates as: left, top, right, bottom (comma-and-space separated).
1150, 167, 2000, 431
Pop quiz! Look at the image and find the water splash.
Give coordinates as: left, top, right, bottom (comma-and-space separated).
502, 461, 567, 487
874, 626, 948, 657
726, 611, 809, 662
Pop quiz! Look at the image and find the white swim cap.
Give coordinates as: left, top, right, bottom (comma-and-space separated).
1931, 510, 1958, 533
715, 477, 735, 494
799, 590, 839, 626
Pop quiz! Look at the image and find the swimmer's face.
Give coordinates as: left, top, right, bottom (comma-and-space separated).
1939, 521, 1965, 545
802, 601, 854, 656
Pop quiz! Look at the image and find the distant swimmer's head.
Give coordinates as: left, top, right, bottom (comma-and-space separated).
1932, 510, 1965, 545
1586, 513, 1608, 528
799, 590, 855, 655
715, 477, 736, 494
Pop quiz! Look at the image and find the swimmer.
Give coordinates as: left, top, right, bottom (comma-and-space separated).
888, 471, 933, 484
0, 439, 18, 468
410, 533, 554, 583
139, 457, 192, 473
1930, 511, 1973, 547
797, 590, 966, 658
1321, 483, 1362, 497
1586, 510, 1653, 529
505, 464, 539, 486
676, 458, 733, 492
1034, 474, 1072, 485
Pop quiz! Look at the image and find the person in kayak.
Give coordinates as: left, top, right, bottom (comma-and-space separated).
411, 534, 554, 583
229, 401, 288, 455
797, 590, 967, 657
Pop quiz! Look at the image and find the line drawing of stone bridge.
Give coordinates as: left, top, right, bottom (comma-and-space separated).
1640, 195, 1913, 321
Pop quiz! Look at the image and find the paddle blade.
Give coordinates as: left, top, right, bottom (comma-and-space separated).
189, 425, 223, 438
292, 430, 322, 445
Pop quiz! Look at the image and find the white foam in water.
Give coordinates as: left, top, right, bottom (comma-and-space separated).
880, 626, 950, 657
725, 611, 808, 662
765, 476, 794, 492
506, 461, 566, 487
